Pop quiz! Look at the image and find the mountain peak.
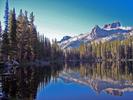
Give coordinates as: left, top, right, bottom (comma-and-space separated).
103, 21, 121, 29
94, 25, 101, 29
58, 36, 71, 43
92, 25, 101, 33
60, 22, 133, 49
90, 25, 103, 38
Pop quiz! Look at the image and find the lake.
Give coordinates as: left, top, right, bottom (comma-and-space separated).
1, 61, 133, 100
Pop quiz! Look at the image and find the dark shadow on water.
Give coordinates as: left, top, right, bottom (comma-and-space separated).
0, 61, 133, 99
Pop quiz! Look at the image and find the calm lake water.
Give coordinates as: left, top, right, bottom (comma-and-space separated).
1, 61, 133, 100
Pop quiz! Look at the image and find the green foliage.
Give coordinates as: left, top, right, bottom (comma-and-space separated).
1, 0, 133, 62
8, 8, 17, 58
1, 32, 9, 57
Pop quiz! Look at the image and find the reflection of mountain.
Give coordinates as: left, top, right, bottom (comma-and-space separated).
2, 62, 133, 98
60, 62, 133, 96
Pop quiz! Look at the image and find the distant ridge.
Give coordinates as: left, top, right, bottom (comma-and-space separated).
59, 22, 133, 49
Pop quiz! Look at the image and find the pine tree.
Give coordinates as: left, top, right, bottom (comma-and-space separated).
16, 10, 37, 61
24, 10, 28, 23
8, 8, 17, 59
79, 43, 85, 60
4, 0, 9, 33
30, 12, 34, 24
51, 39, 60, 60
1, 31, 9, 61
17, 9, 25, 61
29, 12, 38, 60
0, 21, 2, 38
1, 0, 10, 61
0, 21, 2, 60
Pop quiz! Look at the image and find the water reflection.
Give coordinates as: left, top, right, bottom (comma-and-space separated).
1, 63, 63, 100
1, 61, 133, 100
61, 62, 133, 96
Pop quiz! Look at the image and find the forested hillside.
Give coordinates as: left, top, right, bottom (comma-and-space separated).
0, 0, 133, 63
0, 0, 64, 63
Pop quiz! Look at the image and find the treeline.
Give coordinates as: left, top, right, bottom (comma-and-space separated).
1, 0, 133, 63
91, 36, 133, 61
65, 36, 133, 61
0, 0, 64, 62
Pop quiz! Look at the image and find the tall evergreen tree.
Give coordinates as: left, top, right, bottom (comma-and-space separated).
1, 0, 10, 61
17, 9, 27, 61
1, 31, 9, 61
9, 8, 17, 58
4, 0, 9, 33
0, 21, 2, 61
30, 12, 34, 24
0, 21, 2, 38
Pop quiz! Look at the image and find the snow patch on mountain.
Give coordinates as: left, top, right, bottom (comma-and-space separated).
59, 22, 133, 49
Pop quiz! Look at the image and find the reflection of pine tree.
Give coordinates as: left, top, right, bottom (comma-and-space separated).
2, 65, 64, 99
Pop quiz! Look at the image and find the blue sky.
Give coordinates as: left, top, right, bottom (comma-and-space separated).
0, 0, 133, 40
